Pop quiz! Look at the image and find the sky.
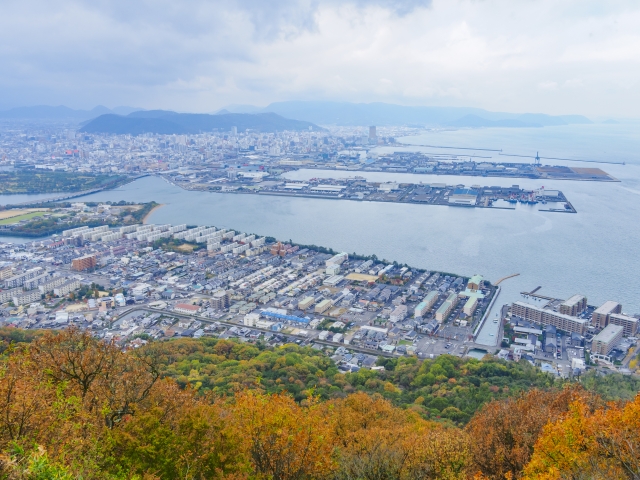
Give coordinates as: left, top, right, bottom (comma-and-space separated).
2, 0, 640, 117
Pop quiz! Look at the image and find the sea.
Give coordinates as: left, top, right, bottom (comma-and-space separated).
1, 124, 639, 343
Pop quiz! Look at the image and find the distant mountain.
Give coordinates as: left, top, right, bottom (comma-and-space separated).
215, 104, 264, 114
111, 106, 143, 116
221, 100, 593, 128
80, 111, 325, 135
447, 114, 542, 128
0, 105, 144, 121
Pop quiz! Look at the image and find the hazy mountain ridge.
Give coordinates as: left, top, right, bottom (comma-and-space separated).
0, 105, 142, 120
1, 101, 594, 128
80, 110, 325, 134
222, 101, 594, 127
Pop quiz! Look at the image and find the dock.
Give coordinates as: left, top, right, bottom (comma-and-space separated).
520, 287, 555, 301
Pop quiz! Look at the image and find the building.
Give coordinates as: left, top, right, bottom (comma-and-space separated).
368, 126, 377, 144
12, 289, 42, 306
467, 275, 483, 292
592, 324, 624, 355
558, 294, 587, 316
297, 296, 315, 311
592, 301, 623, 329
23, 273, 50, 290
414, 301, 429, 318
211, 290, 230, 310
174, 303, 201, 315
389, 305, 407, 323
4, 267, 43, 288
463, 296, 478, 316
448, 188, 479, 206
423, 291, 439, 310
435, 293, 459, 322
244, 312, 259, 327
38, 276, 70, 294
511, 301, 588, 335
0, 288, 22, 303
315, 299, 333, 314
52, 279, 81, 297
608, 313, 638, 337
326, 264, 341, 276
326, 252, 348, 266
0, 266, 13, 280
71, 254, 97, 271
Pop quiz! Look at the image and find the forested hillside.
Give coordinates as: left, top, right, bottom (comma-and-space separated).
1, 329, 640, 479
154, 338, 559, 425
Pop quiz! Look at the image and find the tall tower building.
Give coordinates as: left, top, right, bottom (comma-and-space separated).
369, 126, 377, 139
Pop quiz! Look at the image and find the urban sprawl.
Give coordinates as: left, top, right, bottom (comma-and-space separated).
0, 216, 637, 378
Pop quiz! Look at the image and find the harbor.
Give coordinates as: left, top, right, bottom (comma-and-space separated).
168, 174, 578, 214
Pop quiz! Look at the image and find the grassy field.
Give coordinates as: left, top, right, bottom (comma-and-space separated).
0, 210, 49, 225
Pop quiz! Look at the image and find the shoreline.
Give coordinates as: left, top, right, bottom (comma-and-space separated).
143, 203, 164, 223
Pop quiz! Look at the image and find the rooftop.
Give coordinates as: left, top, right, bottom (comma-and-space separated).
593, 324, 624, 344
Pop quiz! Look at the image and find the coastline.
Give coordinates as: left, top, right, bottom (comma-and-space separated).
143, 203, 164, 223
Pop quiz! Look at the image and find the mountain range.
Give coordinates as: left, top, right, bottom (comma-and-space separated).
0, 105, 141, 120
1, 101, 594, 129
79, 110, 324, 135
218, 101, 593, 127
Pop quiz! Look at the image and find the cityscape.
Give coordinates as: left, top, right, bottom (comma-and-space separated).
1, 1, 640, 478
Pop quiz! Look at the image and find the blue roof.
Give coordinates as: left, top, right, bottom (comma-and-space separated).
261, 310, 310, 324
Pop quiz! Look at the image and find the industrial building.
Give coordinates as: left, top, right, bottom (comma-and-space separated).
592, 324, 624, 355
448, 188, 479, 206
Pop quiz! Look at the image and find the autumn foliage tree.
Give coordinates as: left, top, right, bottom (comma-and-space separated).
524, 393, 640, 479
464, 387, 592, 480
1, 328, 640, 480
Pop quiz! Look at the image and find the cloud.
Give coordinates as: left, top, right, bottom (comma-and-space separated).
0, 0, 639, 116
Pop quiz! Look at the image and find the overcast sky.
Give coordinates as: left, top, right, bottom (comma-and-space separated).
2, 0, 639, 116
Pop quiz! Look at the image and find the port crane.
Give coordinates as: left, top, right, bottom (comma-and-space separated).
498, 151, 624, 165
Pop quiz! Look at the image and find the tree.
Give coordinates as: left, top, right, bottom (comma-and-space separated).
525, 394, 640, 480
465, 387, 590, 479
230, 391, 336, 480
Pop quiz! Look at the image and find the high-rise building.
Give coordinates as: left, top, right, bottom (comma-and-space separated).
71, 254, 97, 271
211, 290, 230, 310
608, 313, 638, 337
592, 301, 622, 328
368, 126, 377, 144
511, 301, 588, 335
558, 294, 587, 316
592, 324, 624, 355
